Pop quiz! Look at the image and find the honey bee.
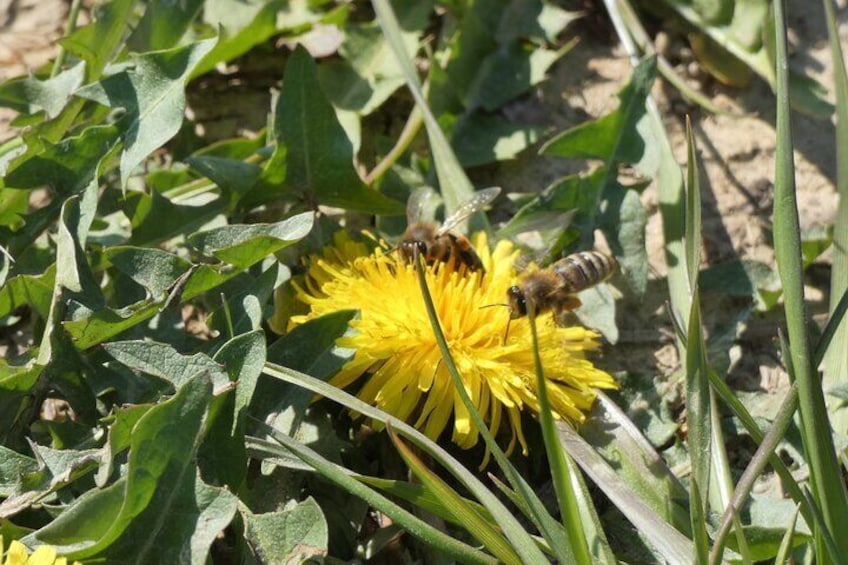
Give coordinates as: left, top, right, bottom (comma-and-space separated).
506, 250, 617, 325
398, 187, 500, 273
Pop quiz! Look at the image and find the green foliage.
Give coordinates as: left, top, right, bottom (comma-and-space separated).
1, 0, 846, 562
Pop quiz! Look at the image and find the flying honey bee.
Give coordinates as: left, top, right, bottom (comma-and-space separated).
398, 186, 501, 273
503, 251, 617, 339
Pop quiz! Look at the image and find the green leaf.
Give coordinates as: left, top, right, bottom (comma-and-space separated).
27, 375, 237, 563
185, 155, 262, 205
319, 5, 429, 115
0, 62, 86, 119
451, 113, 541, 167
599, 186, 648, 297
542, 57, 656, 161
193, 0, 339, 77
3, 125, 118, 194
0, 446, 38, 498
76, 37, 218, 188
207, 263, 284, 336
106, 247, 193, 298
467, 42, 572, 111
199, 331, 265, 489
60, 0, 133, 81
0, 265, 55, 320
123, 190, 225, 247
188, 211, 314, 268
102, 341, 230, 392
276, 46, 403, 214
128, 0, 204, 52
0, 445, 100, 519
242, 498, 328, 563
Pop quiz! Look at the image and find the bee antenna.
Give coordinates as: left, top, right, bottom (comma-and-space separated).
479, 303, 509, 310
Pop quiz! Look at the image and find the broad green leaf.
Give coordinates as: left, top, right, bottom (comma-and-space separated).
65, 259, 288, 350
0, 62, 85, 119
259, 310, 356, 441
76, 37, 218, 188
0, 445, 37, 499
102, 341, 229, 392
467, 42, 571, 112
207, 263, 285, 336
106, 247, 193, 298
95, 403, 154, 486
128, 0, 204, 52
60, 0, 134, 81
319, 4, 429, 115
199, 330, 266, 489
692, 0, 733, 24
0, 188, 28, 229
542, 57, 655, 161
0, 445, 100, 519
123, 190, 225, 247
599, 186, 648, 296
26, 375, 236, 564
242, 498, 328, 563
185, 155, 262, 205
193, 0, 344, 77
188, 211, 314, 268
276, 46, 403, 214
0, 265, 55, 320
452, 114, 541, 167
3, 125, 118, 194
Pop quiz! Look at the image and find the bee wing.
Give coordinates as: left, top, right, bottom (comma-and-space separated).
406, 187, 438, 226
436, 186, 501, 236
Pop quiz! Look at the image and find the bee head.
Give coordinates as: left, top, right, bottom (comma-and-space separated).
506, 285, 526, 319
399, 240, 428, 263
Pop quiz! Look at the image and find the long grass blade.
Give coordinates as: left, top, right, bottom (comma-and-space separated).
261, 362, 553, 561
253, 421, 498, 565
821, 0, 848, 435
387, 425, 522, 565
527, 306, 592, 564
409, 253, 572, 563
555, 421, 693, 563
772, 0, 848, 550
372, 0, 474, 215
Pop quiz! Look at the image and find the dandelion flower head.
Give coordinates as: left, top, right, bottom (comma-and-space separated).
0, 537, 82, 565
292, 232, 617, 454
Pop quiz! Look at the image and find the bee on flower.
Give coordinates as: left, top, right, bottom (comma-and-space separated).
289, 231, 617, 455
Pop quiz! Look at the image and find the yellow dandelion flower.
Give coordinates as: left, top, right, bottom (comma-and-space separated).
0, 538, 81, 565
292, 232, 617, 454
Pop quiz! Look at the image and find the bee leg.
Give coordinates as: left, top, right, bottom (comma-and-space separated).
553, 296, 582, 327
561, 296, 582, 311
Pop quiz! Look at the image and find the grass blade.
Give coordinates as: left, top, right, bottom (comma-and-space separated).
260, 362, 554, 562
409, 254, 572, 563
555, 421, 693, 563
527, 307, 592, 564
387, 425, 522, 565
821, 0, 848, 435
372, 0, 474, 215
254, 422, 497, 565
772, 0, 848, 550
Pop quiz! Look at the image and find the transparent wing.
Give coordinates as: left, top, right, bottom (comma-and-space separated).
406, 187, 437, 226
436, 186, 501, 235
